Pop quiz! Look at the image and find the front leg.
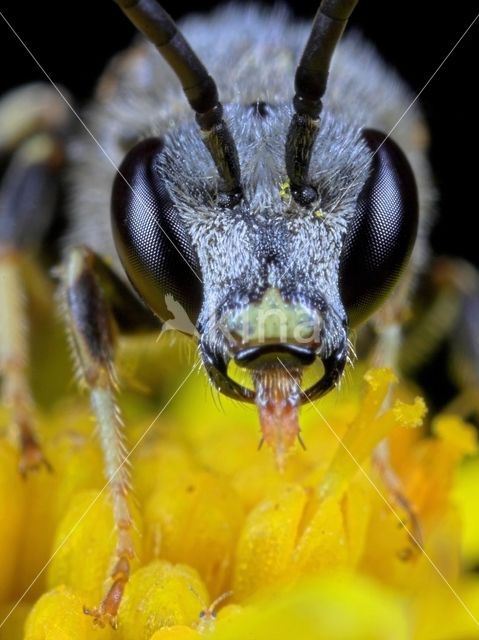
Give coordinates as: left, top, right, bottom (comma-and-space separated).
369, 257, 479, 548
0, 247, 52, 474
61, 245, 157, 628
0, 94, 66, 473
368, 270, 423, 548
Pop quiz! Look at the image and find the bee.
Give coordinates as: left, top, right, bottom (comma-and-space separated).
0, 0, 475, 628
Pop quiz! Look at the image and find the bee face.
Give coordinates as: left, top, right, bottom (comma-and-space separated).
112, 103, 417, 402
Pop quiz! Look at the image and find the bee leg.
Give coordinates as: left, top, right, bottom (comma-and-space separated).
0, 87, 67, 473
372, 439, 423, 551
444, 261, 479, 417
60, 245, 157, 628
0, 83, 71, 155
369, 272, 424, 549
401, 257, 479, 417
371, 257, 479, 549
370, 410, 424, 550
0, 248, 50, 474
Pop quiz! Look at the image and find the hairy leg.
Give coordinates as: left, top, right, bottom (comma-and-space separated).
60, 245, 157, 627
0, 84, 67, 471
369, 269, 424, 547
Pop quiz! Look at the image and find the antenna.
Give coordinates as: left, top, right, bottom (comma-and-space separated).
285, 0, 358, 204
114, 0, 242, 203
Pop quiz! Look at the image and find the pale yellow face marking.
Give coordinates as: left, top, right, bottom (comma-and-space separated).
223, 288, 320, 346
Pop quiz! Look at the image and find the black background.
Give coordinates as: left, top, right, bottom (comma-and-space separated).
1, 1, 478, 406
1, 0, 477, 264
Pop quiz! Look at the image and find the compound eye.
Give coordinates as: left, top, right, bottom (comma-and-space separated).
111, 138, 202, 326
339, 129, 418, 328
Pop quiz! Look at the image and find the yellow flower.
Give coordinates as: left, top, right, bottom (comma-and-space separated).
1, 355, 479, 640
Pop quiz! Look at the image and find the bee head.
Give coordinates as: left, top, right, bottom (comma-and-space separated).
112, 0, 417, 407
